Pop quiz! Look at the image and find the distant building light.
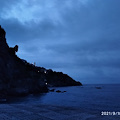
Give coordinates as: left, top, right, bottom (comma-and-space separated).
46, 83, 47, 85
38, 71, 39, 72
44, 71, 47, 74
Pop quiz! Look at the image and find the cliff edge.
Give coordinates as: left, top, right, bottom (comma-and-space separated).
0, 26, 82, 99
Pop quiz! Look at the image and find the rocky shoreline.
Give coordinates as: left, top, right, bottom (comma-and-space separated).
0, 25, 82, 100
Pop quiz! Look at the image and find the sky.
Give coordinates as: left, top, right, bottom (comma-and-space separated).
0, 0, 120, 84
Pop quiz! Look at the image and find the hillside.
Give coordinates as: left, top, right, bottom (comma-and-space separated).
0, 25, 82, 99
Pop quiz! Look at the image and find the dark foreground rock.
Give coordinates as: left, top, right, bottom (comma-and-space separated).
0, 26, 82, 100
95, 87, 102, 89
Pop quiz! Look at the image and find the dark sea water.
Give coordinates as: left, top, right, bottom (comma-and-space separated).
8, 84, 120, 112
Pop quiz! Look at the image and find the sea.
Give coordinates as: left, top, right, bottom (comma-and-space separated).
8, 84, 120, 113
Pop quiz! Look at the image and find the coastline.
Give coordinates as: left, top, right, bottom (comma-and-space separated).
0, 84, 120, 120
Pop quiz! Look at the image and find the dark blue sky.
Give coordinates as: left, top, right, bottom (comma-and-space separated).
0, 0, 120, 84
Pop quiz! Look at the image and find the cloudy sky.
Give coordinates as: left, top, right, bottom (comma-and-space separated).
0, 0, 120, 84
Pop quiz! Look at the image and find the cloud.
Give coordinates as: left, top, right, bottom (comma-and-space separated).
0, 0, 120, 83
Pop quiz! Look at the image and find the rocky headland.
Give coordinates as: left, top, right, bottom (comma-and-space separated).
0, 26, 82, 100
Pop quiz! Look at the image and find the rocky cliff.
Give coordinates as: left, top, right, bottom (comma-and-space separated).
0, 26, 82, 99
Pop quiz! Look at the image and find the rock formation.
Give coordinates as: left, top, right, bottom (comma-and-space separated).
0, 25, 82, 100
0, 25, 48, 99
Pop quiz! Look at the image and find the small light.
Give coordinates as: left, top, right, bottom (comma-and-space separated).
44, 71, 46, 74
38, 71, 39, 72
46, 83, 47, 85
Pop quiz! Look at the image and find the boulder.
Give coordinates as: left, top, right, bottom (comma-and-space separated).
56, 90, 61, 93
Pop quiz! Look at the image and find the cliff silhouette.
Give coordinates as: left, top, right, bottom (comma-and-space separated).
0, 26, 82, 99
